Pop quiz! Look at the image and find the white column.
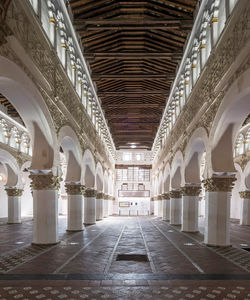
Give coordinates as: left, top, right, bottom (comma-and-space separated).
65, 184, 84, 231
84, 188, 96, 225
203, 175, 236, 246
181, 185, 201, 232
162, 193, 170, 221
103, 194, 109, 217
170, 190, 182, 225
96, 192, 104, 221
108, 195, 114, 216
154, 198, 158, 216
30, 174, 60, 245
157, 195, 163, 218
5, 188, 22, 224
239, 191, 250, 225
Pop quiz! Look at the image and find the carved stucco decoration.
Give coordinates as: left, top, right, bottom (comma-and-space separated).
239, 191, 250, 199
154, 2, 250, 171
162, 193, 170, 200
157, 195, 162, 201
202, 176, 236, 192
234, 151, 250, 171
65, 184, 85, 195
96, 192, 104, 199
104, 194, 109, 200
5, 188, 23, 197
169, 190, 182, 199
181, 185, 201, 196
29, 174, 62, 190
84, 188, 97, 198
0, 142, 31, 167
4, 1, 113, 170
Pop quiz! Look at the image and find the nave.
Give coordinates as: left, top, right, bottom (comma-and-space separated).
0, 216, 249, 299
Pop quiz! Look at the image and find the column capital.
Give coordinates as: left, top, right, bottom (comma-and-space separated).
181, 185, 201, 196
29, 174, 61, 190
65, 184, 85, 195
84, 188, 97, 198
5, 187, 23, 197
162, 193, 170, 200
202, 175, 236, 192
169, 190, 181, 199
239, 191, 250, 199
96, 192, 104, 199
104, 194, 109, 200
108, 195, 113, 200
157, 195, 163, 200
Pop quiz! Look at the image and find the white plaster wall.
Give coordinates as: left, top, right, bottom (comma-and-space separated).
21, 171, 33, 216
118, 197, 150, 216
0, 182, 8, 218
231, 172, 241, 219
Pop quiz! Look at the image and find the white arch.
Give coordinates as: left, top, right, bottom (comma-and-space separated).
184, 127, 209, 183
163, 163, 171, 193
209, 68, 250, 176
171, 150, 184, 189
0, 149, 20, 187
0, 56, 58, 171
82, 149, 95, 187
95, 162, 104, 192
58, 125, 82, 182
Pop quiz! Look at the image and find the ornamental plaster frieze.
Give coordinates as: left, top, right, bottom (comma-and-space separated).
3, 1, 113, 170
0, 142, 31, 167
65, 184, 85, 195
202, 176, 236, 192
5, 188, 23, 197
239, 191, 250, 199
29, 174, 62, 190
234, 151, 250, 170
181, 185, 201, 196
84, 188, 97, 198
169, 190, 182, 199
153, 1, 250, 171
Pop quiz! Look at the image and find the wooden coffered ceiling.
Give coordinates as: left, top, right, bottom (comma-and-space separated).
69, 0, 199, 149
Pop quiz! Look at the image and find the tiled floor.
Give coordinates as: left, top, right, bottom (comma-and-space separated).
0, 216, 249, 299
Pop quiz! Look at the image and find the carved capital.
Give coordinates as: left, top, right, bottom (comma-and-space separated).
65, 184, 85, 195
181, 185, 201, 196
29, 174, 61, 190
162, 193, 170, 200
104, 194, 109, 200
108, 195, 113, 200
239, 191, 250, 199
202, 176, 236, 192
96, 192, 104, 199
84, 188, 97, 198
169, 190, 182, 198
157, 195, 162, 200
5, 188, 23, 197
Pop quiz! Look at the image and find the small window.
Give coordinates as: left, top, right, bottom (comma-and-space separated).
123, 152, 132, 161
135, 153, 141, 160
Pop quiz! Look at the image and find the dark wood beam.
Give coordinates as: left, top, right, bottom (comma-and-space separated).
104, 103, 164, 108
98, 91, 168, 96
74, 18, 192, 25
93, 74, 175, 80
85, 52, 182, 60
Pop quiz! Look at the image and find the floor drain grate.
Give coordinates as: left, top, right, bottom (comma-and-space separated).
242, 248, 250, 252
116, 254, 149, 262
